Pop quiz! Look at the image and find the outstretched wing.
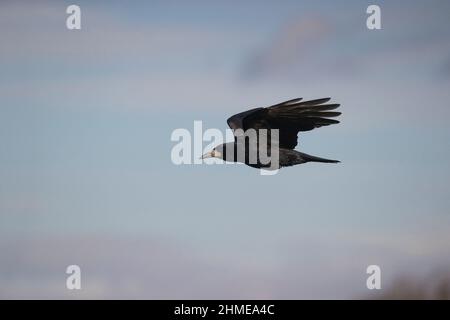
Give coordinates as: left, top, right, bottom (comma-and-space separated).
227, 97, 340, 149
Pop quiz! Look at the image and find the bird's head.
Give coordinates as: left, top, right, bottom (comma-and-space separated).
200, 144, 225, 160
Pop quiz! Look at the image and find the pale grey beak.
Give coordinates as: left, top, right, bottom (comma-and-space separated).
200, 151, 213, 159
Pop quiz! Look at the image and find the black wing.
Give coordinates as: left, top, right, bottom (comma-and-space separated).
227, 97, 340, 149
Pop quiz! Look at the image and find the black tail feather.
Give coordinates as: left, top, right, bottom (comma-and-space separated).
299, 152, 340, 163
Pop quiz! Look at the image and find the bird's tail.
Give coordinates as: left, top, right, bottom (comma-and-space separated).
299, 152, 340, 164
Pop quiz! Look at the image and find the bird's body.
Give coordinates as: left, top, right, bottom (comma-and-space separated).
201, 97, 341, 169
211, 141, 338, 170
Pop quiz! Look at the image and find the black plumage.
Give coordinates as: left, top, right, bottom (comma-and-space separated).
201, 97, 341, 169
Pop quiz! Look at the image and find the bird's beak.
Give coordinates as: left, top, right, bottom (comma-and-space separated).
200, 151, 213, 159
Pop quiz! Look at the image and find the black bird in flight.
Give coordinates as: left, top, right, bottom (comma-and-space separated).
201, 97, 341, 170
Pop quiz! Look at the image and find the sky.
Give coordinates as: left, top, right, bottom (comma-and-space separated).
1, 0, 450, 298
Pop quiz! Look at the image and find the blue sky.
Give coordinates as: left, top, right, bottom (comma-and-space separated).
1, 0, 450, 298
